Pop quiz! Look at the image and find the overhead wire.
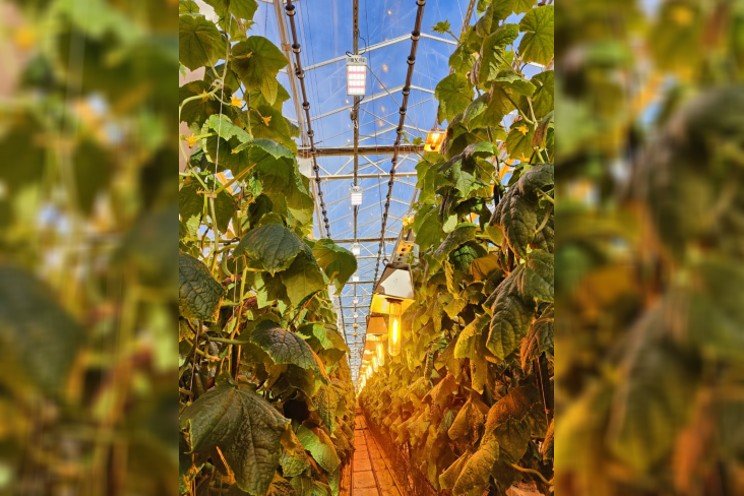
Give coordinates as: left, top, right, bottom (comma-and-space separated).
351, 0, 361, 353
372, 0, 428, 285
283, 0, 332, 236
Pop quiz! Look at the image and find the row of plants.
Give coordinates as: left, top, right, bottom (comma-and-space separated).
0, 0, 178, 494
555, 1, 744, 494
178, 1, 356, 495
360, 1, 554, 495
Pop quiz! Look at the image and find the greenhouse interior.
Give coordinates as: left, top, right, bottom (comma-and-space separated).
179, 0, 553, 495
3, 0, 744, 495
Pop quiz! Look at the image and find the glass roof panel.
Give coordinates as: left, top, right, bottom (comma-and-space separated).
253, 0, 470, 380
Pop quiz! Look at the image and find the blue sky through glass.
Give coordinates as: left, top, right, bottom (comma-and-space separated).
253, 0, 471, 380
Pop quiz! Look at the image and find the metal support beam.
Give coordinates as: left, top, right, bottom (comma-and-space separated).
318, 172, 417, 180
299, 144, 424, 157
311, 85, 434, 121
303, 32, 456, 72
332, 237, 398, 243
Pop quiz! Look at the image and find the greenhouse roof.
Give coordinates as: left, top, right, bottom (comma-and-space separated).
249, 0, 474, 381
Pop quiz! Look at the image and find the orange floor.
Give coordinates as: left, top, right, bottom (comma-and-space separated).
349, 413, 405, 496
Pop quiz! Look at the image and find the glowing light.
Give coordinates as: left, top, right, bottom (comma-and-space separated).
376, 341, 385, 367
388, 300, 402, 357
352, 242, 361, 256
425, 128, 445, 153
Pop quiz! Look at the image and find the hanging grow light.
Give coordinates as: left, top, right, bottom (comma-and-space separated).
387, 300, 402, 357
346, 55, 367, 96
376, 341, 385, 367
424, 127, 445, 152
351, 242, 361, 256
350, 185, 363, 206
369, 263, 414, 358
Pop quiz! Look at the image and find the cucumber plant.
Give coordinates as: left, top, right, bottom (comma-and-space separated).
359, 2, 554, 495
178, 1, 356, 495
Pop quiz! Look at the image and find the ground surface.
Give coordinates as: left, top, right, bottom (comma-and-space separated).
342, 411, 406, 496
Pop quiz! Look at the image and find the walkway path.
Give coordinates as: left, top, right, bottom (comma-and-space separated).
348, 412, 405, 496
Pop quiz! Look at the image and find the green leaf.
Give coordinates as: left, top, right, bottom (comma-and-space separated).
313, 385, 337, 432
251, 321, 329, 381
486, 269, 532, 360
608, 325, 697, 472
179, 14, 227, 70
431, 224, 478, 272
454, 314, 489, 359
202, 114, 251, 143
296, 425, 341, 473
505, 123, 535, 162
179, 176, 236, 232
282, 253, 327, 307
280, 430, 311, 477
436, 73, 473, 122
235, 223, 305, 275
530, 70, 554, 119
231, 36, 288, 104
518, 249, 553, 302
233, 137, 294, 161
0, 265, 85, 396
478, 24, 519, 83
204, 0, 258, 21
433, 20, 452, 34
449, 396, 488, 441
518, 5, 554, 66
312, 239, 357, 291
453, 437, 498, 496
178, 253, 224, 320
413, 204, 443, 251
181, 383, 289, 495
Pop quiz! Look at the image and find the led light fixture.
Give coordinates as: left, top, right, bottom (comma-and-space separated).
350, 185, 363, 206
346, 55, 367, 96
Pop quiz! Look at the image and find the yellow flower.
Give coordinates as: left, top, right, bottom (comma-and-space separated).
185, 135, 199, 147
230, 95, 244, 108
669, 5, 694, 27
13, 26, 37, 51
262, 115, 272, 126
516, 124, 529, 135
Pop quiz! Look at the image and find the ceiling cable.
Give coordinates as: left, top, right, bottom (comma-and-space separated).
373, 0, 427, 284
351, 0, 361, 353
284, 0, 332, 236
